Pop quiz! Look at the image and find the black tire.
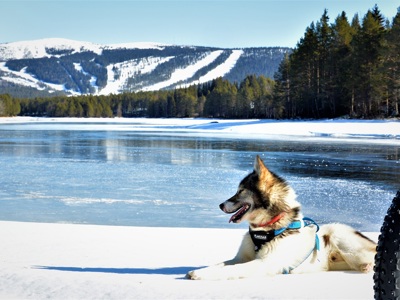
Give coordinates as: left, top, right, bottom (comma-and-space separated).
374, 190, 400, 300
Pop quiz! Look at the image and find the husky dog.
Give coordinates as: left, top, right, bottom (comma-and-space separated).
186, 155, 377, 280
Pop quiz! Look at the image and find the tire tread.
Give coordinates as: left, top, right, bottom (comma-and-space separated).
374, 191, 400, 300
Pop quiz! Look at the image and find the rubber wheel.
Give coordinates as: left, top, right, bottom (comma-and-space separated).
374, 190, 400, 300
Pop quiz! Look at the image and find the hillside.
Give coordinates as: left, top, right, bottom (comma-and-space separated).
0, 38, 290, 98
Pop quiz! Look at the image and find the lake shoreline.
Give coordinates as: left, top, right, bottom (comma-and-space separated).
1, 116, 400, 145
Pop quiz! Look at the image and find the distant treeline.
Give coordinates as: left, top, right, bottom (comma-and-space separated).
0, 75, 276, 119
1, 5, 399, 119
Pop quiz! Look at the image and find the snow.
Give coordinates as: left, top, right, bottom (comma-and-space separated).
99, 56, 174, 95
0, 117, 396, 299
0, 38, 168, 60
185, 49, 244, 86
0, 62, 80, 95
1, 117, 399, 145
0, 38, 103, 60
0, 65, 44, 90
104, 41, 168, 51
123, 49, 243, 92
0, 221, 379, 299
142, 50, 224, 91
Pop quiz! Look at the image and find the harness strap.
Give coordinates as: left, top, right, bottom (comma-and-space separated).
281, 244, 316, 274
303, 217, 320, 251
249, 217, 320, 272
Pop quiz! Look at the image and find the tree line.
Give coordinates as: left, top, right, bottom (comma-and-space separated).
1, 5, 399, 119
274, 5, 400, 118
0, 75, 275, 118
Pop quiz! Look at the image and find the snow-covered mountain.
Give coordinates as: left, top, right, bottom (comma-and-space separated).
0, 38, 290, 97
0, 38, 169, 60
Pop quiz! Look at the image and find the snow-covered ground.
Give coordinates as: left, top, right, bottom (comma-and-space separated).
1, 117, 399, 145
0, 117, 396, 299
0, 221, 379, 299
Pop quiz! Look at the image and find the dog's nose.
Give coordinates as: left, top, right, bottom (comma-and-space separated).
219, 203, 225, 211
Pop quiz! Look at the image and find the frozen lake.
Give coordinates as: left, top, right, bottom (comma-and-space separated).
0, 119, 399, 231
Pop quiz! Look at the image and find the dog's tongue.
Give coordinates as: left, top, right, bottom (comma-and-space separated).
229, 205, 247, 223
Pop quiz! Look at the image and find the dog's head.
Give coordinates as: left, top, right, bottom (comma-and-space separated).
219, 155, 301, 229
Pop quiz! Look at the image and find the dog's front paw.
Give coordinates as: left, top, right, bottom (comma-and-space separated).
186, 270, 201, 280
186, 266, 223, 280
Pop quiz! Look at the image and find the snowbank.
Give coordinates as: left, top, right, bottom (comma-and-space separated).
1, 117, 399, 145
0, 221, 378, 299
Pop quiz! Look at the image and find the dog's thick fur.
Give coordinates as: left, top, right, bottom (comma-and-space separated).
186, 155, 377, 280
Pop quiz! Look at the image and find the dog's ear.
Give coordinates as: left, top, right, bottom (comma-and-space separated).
254, 155, 274, 185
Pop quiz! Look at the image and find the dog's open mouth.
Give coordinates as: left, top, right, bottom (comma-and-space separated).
229, 204, 250, 223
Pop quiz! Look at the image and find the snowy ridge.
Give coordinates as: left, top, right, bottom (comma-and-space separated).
103, 41, 168, 51
0, 38, 167, 60
0, 38, 103, 59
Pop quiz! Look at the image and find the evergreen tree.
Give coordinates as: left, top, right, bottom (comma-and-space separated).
383, 7, 400, 116
196, 95, 206, 117
174, 89, 196, 117
166, 94, 176, 117
0, 94, 19, 116
290, 22, 319, 118
67, 99, 77, 117
315, 9, 334, 117
273, 54, 292, 118
352, 6, 386, 116
346, 13, 362, 116
85, 96, 96, 117
237, 76, 254, 118
331, 11, 356, 116
204, 78, 237, 118
256, 75, 276, 118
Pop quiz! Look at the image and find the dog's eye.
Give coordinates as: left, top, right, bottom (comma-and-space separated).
237, 189, 244, 195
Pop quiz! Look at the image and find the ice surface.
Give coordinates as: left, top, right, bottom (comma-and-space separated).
0, 117, 398, 231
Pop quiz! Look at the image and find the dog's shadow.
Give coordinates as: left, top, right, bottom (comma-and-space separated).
33, 265, 202, 279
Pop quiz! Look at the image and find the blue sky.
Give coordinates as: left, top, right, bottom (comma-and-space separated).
1, 0, 399, 48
